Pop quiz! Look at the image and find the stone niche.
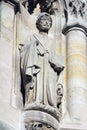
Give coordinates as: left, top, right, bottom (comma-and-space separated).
1, 0, 87, 130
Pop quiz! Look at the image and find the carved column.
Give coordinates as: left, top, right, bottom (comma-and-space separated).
62, 0, 87, 123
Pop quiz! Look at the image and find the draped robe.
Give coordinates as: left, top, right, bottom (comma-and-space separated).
21, 34, 62, 107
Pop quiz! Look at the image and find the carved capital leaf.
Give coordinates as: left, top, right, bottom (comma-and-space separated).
63, 0, 87, 34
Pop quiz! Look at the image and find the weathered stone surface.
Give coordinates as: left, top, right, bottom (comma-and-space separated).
0, 121, 14, 130
1, 0, 87, 130
0, 1, 22, 130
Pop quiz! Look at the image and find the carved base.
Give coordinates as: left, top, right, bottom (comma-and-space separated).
22, 103, 61, 130
23, 110, 60, 130
24, 103, 60, 120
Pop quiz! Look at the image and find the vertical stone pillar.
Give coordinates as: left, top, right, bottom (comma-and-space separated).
62, 0, 87, 124
63, 27, 87, 122
0, 1, 22, 130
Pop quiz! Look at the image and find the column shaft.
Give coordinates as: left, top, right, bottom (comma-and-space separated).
66, 28, 87, 122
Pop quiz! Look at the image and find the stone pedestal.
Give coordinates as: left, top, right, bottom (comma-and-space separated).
23, 109, 59, 130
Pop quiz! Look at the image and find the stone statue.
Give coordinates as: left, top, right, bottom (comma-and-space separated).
20, 12, 64, 108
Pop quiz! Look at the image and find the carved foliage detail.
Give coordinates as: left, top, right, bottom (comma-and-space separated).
68, 0, 86, 17
38, 0, 54, 13
22, 0, 55, 14
25, 121, 55, 130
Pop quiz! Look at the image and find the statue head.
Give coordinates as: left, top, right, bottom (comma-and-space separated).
36, 13, 52, 33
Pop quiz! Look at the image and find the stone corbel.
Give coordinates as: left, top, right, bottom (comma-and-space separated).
23, 110, 60, 130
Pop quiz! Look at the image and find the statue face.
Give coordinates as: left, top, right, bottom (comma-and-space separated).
39, 16, 52, 30
36, 13, 52, 33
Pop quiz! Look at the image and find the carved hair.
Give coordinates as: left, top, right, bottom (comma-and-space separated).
36, 12, 52, 33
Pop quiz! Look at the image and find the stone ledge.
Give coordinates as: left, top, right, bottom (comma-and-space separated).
23, 110, 60, 130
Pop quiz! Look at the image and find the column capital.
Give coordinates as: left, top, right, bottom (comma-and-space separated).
62, 23, 87, 35
62, 0, 87, 35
